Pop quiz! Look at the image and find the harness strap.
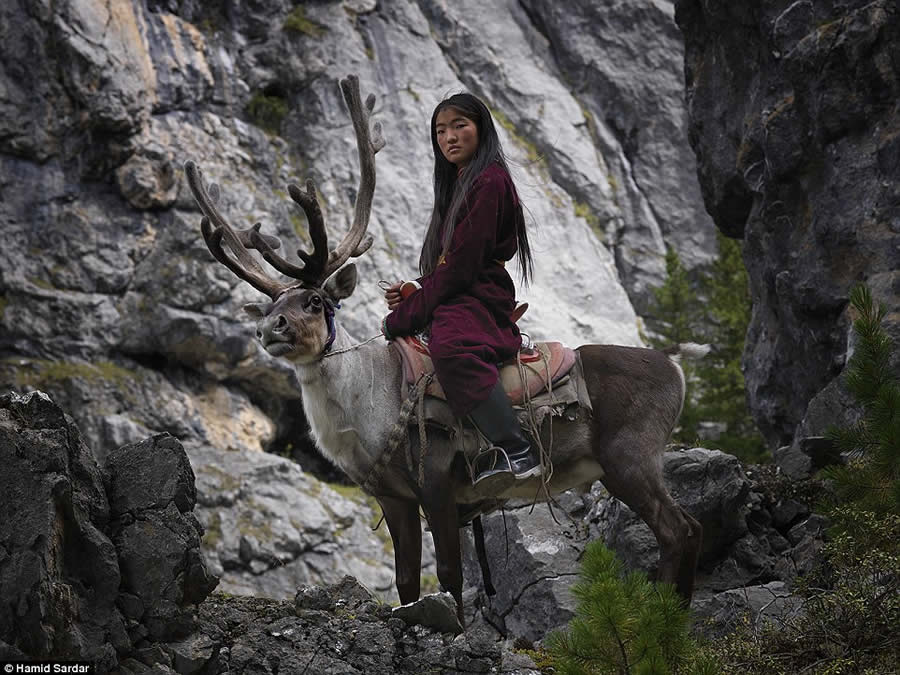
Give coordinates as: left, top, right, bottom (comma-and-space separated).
362, 372, 435, 495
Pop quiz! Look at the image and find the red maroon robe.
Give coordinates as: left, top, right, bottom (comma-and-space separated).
385, 162, 523, 417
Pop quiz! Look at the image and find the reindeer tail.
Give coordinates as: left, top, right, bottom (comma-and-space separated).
663, 342, 712, 364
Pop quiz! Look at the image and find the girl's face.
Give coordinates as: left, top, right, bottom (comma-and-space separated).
434, 107, 479, 169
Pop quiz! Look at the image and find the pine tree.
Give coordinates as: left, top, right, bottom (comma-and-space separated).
648, 246, 702, 444
545, 541, 693, 675
647, 237, 766, 461
694, 232, 767, 463
823, 285, 900, 514
649, 247, 699, 346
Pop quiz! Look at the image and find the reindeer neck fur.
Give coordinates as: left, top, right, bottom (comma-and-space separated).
293, 323, 402, 484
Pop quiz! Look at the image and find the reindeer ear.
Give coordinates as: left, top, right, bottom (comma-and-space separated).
242, 303, 267, 319
324, 263, 358, 301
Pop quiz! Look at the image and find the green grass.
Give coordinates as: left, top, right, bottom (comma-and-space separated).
202, 511, 223, 548
6, 357, 139, 390
283, 7, 327, 37
490, 107, 546, 171
27, 276, 55, 290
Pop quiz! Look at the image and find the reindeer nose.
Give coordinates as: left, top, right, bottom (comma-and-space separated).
272, 314, 288, 333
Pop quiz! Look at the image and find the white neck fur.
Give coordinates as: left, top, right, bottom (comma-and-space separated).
294, 324, 402, 485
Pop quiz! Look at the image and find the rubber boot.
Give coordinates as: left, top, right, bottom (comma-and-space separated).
468, 380, 541, 493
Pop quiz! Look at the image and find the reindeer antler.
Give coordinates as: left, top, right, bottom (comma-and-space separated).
321, 74, 384, 280
185, 74, 384, 294
184, 160, 291, 299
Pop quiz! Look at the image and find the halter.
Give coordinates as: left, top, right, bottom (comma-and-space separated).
322, 300, 338, 354
272, 284, 341, 357
319, 300, 386, 359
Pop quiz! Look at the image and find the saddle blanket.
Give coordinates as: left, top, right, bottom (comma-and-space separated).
392, 336, 577, 405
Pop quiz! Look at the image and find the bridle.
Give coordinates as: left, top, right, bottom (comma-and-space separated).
319, 301, 386, 359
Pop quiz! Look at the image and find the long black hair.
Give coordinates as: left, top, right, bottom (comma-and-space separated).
418, 93, 534, 285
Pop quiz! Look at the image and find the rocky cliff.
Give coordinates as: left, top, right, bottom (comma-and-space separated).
674, 0, 900, 461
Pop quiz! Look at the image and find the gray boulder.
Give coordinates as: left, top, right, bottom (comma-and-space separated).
187, 441, 414, 603
104, 433, 219, 642
691, 581, 804, 639
393, 592, 464, 636
594, 448, 751, 569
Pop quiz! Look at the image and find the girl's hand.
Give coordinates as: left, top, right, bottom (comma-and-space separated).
383, 281, 403, 310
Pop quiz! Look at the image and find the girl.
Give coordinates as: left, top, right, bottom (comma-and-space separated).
382, 93, 539, 489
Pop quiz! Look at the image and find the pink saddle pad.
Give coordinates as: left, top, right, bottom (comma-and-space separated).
393, 336, 576, 405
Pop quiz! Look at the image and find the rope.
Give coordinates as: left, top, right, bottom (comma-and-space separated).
321, 332, 385, 358
516, 347, 555, 506
361, 371, 433, 495
416, 376, 430, 488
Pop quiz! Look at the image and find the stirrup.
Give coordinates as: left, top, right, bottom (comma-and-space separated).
471, 446, 515, 494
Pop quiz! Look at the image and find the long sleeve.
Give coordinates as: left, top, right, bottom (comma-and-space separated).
385, 170, 507, 337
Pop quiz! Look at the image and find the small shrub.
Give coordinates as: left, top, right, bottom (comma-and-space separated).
681, 285, 900, 674
822, 284, 900, 514
685, 506, 899, 674
545, 541, 694, 674
247, 92, 288, 134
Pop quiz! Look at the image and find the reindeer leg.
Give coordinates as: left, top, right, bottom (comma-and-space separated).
377, 495, 422, 605
421, 489, 465, 628
472, 516, 496, 596
676, 505, 703, 601
596, 432, 698, 604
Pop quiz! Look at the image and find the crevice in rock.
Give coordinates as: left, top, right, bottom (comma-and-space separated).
500, 571, 580, 619
515, 1, 552, 47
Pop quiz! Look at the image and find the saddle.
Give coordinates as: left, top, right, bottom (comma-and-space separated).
393, 335, 577, 405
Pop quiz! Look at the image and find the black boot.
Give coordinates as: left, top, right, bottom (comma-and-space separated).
468, 381, 541, 491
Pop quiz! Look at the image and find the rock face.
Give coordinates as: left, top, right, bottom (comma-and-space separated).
0, 392, 218, 670
187, 441, 428, 603
674, 0, 900, 449
0, 0, 713, 469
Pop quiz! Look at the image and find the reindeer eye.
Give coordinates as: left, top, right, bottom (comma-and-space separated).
306, 294, 322, 311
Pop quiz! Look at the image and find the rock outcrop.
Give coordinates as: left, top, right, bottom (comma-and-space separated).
674, 0, 900, 455
0, 392, 217, 671
115, 578, 537, 675
105, 434, 219, 643
461, 449, 825, 642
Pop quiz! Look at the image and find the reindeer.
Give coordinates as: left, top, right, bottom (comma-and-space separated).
184, 75, 703, 626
